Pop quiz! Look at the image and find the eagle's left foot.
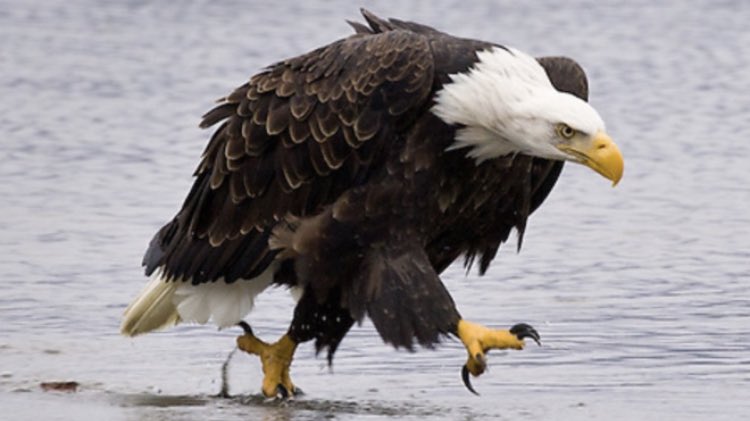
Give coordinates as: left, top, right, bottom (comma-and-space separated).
457, 319, 541, 395
236, 323, 300, 398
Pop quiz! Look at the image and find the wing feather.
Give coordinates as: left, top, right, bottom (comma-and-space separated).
146, 29, 435, 284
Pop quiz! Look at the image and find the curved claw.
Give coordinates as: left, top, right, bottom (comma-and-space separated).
510, 323, 541, 346
237, 321, 254, 335
461, 365, 480, 396
276, 384, 289, 399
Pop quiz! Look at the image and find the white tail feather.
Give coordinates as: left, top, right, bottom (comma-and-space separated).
120, 274, 181, 336
121, 262, 278, 336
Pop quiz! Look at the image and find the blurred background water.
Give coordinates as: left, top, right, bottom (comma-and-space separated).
1, 0, 748, 419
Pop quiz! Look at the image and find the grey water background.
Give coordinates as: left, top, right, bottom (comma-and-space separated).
1, 0, 749, 419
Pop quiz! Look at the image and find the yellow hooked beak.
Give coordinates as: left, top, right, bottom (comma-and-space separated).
557, 131, 624, 186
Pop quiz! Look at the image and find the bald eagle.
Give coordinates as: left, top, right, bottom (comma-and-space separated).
121, 10, 623, 397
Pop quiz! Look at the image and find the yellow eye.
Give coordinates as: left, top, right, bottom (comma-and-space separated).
557, 124, 576, 139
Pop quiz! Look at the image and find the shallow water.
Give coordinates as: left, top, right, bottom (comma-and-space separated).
1, 0, 749, 419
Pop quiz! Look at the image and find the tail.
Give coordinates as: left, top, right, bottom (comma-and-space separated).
120, 274, 181, 336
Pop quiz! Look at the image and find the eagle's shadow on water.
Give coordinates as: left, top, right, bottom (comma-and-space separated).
115, 392, 462, 419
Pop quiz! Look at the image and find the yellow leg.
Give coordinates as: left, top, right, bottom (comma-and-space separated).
237, 331, 298, 398
457, 319, 540, 394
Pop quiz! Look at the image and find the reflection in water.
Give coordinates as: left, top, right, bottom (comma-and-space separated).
117, 393, 210, 408
1, 0, 749, 420
113, 392, 455, 420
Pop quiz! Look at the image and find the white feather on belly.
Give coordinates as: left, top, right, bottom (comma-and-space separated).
173, 262, 276, 328
121, 262, 277, 336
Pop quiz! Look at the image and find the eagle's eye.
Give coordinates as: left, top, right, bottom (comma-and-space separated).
556, 123, 576, 139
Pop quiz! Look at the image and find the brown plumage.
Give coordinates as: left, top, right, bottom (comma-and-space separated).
140, 10, 588, 354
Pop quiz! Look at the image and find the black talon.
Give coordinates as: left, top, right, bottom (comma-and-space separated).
461, 365, 480, 396
276, 384, 289, 399
510, 323, 541, 346
238, 321, 254, 335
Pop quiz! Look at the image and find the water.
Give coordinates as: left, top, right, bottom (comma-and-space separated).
1, 0, 749, 419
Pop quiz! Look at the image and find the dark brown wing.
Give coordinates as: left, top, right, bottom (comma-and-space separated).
144, 29, 435, 284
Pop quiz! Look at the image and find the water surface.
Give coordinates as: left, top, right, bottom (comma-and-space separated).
1, 0, 749, 419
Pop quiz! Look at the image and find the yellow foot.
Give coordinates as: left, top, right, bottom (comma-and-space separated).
457, 319, 541, 395
237, 327, 299, 398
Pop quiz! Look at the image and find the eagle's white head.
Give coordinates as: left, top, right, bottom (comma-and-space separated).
432, 46, 623, 186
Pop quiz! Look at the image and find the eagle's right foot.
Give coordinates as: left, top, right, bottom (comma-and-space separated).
236, 323, 300, 398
